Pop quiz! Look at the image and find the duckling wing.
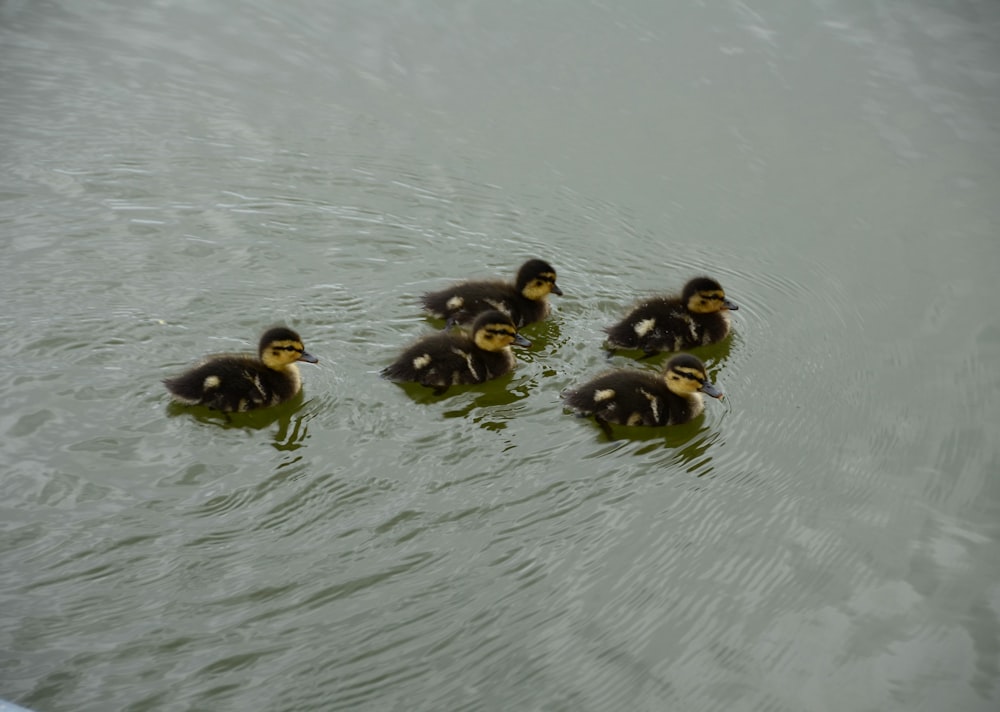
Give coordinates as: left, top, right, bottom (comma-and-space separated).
605, 298, 695, 352
165, 356, 295, 412
383, 332, 516, 389
565, 371, 668, 426
422, 281, 518, 324
382, 334, 471, 387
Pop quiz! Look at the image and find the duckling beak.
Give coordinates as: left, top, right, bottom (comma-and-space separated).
551, 283, 564, 296
700, 381, 723, 399
513, 334, 532, 348
298, 351, 319, 364
723, 298, 739, 311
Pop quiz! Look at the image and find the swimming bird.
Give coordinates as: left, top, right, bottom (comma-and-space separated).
604, 276, 738, 357
421, 258, 562, 328
382, 310, 530, 394
563, 353, 722, 436
164, 327, 318, 412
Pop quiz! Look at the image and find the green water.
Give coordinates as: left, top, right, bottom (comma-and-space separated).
2, 1, 999, 710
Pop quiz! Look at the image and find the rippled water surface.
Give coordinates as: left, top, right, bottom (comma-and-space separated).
2, 1, 999, 710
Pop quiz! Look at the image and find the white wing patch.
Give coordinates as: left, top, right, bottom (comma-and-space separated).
203, 375, 221, 390
634, 318, 656, 337
683, 314, 698, 341
485, 299, 511, 317
594, 388, 616, 402
452, 347, 479, 380
413, 354, 432, 370
639, 387, 659, 423
446, 296, 464, 311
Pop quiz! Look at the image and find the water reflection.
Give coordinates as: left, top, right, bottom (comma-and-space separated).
164, 392, 313, 451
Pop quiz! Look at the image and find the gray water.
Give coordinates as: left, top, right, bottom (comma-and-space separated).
2, 1, 999, 710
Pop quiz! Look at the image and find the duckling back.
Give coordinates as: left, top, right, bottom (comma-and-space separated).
164, 356, 302, 412
564, 370, 683, 427
564, 354, 722, 428
382, 310, 530, 392
164, 327, 318, 413
421, 258, 562, 327
605, 277, 737, 355
603, 297, 722, 353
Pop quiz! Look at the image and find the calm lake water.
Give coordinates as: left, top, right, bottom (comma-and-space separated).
2, 1, 999, 710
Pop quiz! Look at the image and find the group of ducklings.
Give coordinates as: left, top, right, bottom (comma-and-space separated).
164, 259, 738, 434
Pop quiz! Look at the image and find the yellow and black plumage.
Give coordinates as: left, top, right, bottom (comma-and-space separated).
604, 276, 738, 357
164, 327, 318, 412
382, 310, 531, 394
421, 258, 563, 328
564, 353, 722, 435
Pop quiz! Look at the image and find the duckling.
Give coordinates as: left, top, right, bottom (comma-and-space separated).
564, 354, 722, 436
421, 258, 563, 328
382, 310, 531, 394
164, 327, 318, 412
604, 276, 738, 357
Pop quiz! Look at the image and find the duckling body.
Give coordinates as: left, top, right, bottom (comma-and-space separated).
605, 277, 738, 356
564, 354, 722, 434
422, 259, 562, 328
382, 310, 531, 394
164, 327, 318, 412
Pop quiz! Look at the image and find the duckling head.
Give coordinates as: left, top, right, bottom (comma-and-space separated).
258, 327, 319, 370
471, 310, 532, 351
682, 277, 739, 314
663, 353, 723, 399
517, 259, 563, 301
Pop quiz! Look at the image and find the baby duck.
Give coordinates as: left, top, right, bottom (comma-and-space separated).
164, 327, 318, 412
605, 276, 738, 357
382, 310, 531, 394
564, 354, 723, 435
421, 258, 563, 328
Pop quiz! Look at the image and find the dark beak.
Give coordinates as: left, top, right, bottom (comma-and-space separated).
298, 351, 319, 364
513, 334, 532, 348
700, 381, 723, 399
723, 298, 738, 311
551, 283, 563, 296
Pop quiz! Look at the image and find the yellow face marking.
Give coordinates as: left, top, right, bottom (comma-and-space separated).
688, 290, 728, 314
594, 388, 615, 402
446, 296, 464, 311
203, 375, 220, 390
665, 366, 707, 395
412, 354, 432, 370
474, 324, 517, 352
521, 274, 558, 301
262, 339, 307, 369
